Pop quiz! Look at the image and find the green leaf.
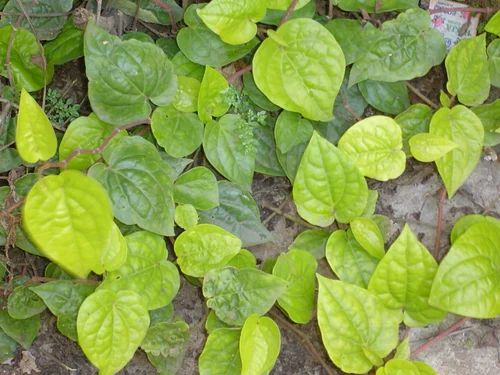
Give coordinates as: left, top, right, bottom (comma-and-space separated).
151, 106, 204, 158
317, 276, 400, 374
0, 330, 17, 363
109, 0, 183, 25
471, 99, 500, 147
197, 0, 266, 45
99, 231, 180, 310
272, 249, 317, 324
261, 0, 315, 25
395, 104, 432, 155
274, 111, 313, 154
77, 289, 150, 375
338, 116, 406, 181
488, 39, 500, 88
394, 337, 410, 360
88, 136, 176, 236
0, 310, 40, 349
199, 328, 242, 375
429, 221, 500, 318
350, 217, 385, 259
44, 17, 83, 65
198, 66, 230, 123
23, 170, 124, 278
226, 249, 257, 269
450, 214, 500, 244
254, 18, 345, 121
485, 11, 500, 36
205, 310, 231, 334
199, 181, 272, 247
293, 132, 368, 226
240, 315, 280, 375
368, 225, 446, 327
173, 76, 200, 113
174, 224, 241, 277
203, 267, 287, 325
175, 204, 199, 230
122, 32, 154, 44
156, 37, 179, 58
288, 229, 329, 259
172, 51, 205, 80
445, 34, 490, 106
350, 9, 445, 85
242, 72, 279, 111
276, 141, 307, 184
439, 90, 451, 108
409, 133, 458, 162
0, 149, 22, 173
7, 286, 46, 319
149, 305, 174, 326
325, 229, 379, 287
203, 114, 256, 189
253, 119, 285, 177
16, 88, 57, 164
84, 22, 176, 125
429, 106, 483, 197
376, 358, 437, 375
337, 0, 418, 12
0, 25, 53, 91
173, 167, 219, 210
267, 0, 311, 10
325, 19, 365, 65
358, 80, 410, 115
44, 263, 72, 280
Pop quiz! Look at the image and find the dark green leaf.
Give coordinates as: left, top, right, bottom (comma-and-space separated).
395, 104, 432, 154
0, 310, 40, 349
358, 80, 410, 115
44, 17, 84, 65
7, 286, 46, 319
174, 167, 219, 210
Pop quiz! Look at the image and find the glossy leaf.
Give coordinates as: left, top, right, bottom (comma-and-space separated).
488, 39, 500, 88
409, 134, 458, 162
394, 337, 410, 360
376, 359, 436, 375
267, 0, 310, 9
173, 167, 219, 210
175, 204, 199, 230
358, 80, 410, 115
274, 111, 313, 154
317, 276, 400, 374
0, 310, 40, 349
198, 66, 230, 123
173, 76, 200, 113
253, 18, 345, 121
288, 229, 329, 259
395, 104, 432, 154
325, 19, 365, 65
203, 267, 287, 325
338, 116, 406, 181
472, 99, 500, 147
337, 0, 418, 12
7, 286, 46, 319
253, 119, 285, 176
350, 217, 385, 259
172, 51, 205, 80
450, 214, 500, 244
44, 17, 84, 65
199, 328, 241, 375
242, 72, 279, 111
485, 11, 500, 36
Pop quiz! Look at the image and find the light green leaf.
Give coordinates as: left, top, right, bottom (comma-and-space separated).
472, 99, 500, 147
274, 111, 313, 154
430, 106, 483, 197
99, 231, 180, 310
7, 286, 46, 319
16, 88, 57, 164
253, 18, 345, 121
288, 229, 329, 259
175, 204, 199, 230
488, 39, 500, 88
485, 11, 500, 36
203, 267, 287, 325
394, 337, 410, 360
272, 249, 317, 324
325, 229, 379, 287
240, 315, 280, 375
84, 22, 176, 125
173, 76, 200, 113
409, 133, 458, 162
376, 359, 437, 375
293, 132, 368, 225
445, 34, 490, 106
440, 90, 451, 108
205, 310, 231, 334
261, 0, 315, 25
350, 217, 385, 259
267, 0, 310, 10
317, 276, 400, 374
77, 289, 150, 375
172, 51, 205, 80
174, 224, 241, 277
337, 0, 418, 12
338, 116, 406, 181
44, 17, 84, 65
395, 104, 432, 155
198, 66, 230, 123
173, 167, 219, 210
325, 18, 365, 65
450, 214, 500, 244
429, 221, 500, 318
0, 310, 40, 349
151, 106, 204, 158
88, 136, 176, 236
226, 249, 257, 269
368, 225, 446, 327
199, 328, 241, 375
358, 80, 410, 115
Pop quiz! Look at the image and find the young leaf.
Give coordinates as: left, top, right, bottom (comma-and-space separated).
350, 217, 385, 259
445, 34, 490, 106
336, 0, 418, 12
274, 111, 313, 154
288, 229, 329, 259
240, 315, 281, 375
253, 18, 345, 121
376, 358, 436, 375
317, 276, 400, 374
198, 66, 230, 123
226, 249, 257, 269
174, 224, 241, 277
429, 106, 483, 197
368, 225, 446, 327
77, 289, 150, 375
7, 286, 46, 319
450, 214, 500, 244
175, 204, 199, 230
409, 133, 458, 162
173, 76, 200, 113
429, 222, 500, 318
358, 80, 410, 115
485, 11, 500, 36
203, 267, 287, 325
394, 337, 410, 360
199, 328, 241, 375
338, 116, 406, 181
272, 249, 317, 324
267, 0, 310, 10
173, 167, 219, 210
293, 132, 368, 226
16, 88, 57, 163
0, 310, 40, 349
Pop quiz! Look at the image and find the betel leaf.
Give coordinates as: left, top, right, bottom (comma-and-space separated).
267, 0, 310, 10
395, 104, 432, 155
409, 134, 458, 163
376, 359, 437, 375
199, 181, 272, 247
108, 0, 183, 25
205, 310, 231, 334
173, 167, 219, 210
156, 37, 179, 58
23, 170, 123, 278
122, 32, 155, 44
88, 136, 176, 236
197, 0, 266, 45
429, 221, 500, 318
99, 231, 180, 310
253, 18, 345, 121
151, 106, 204, 158
350, 9, 445, 85
429, 106, 483, 197
485, 11, 500, 36
272, 249, 317, 324
338, 116, 406, 181
199, 328, 241, 375
44, 18, 84, 65
472, 99, 500, 147
293, 132, 368, 226
175, 204, 199, 230
445, 34, 490, 107
203, 267, 287, 325
274, 111, 313, 154
203, 114, 256, 189
16, 88, 57, 163
325, 19, 365, 65
276, 141, 308, 184
394, 337, 410, 360
173, 76, 200, 113
450, 214, 500, 244
0, 310, 40, 349
253, 119, 285, 176
77, 289, 150, 375
227, 249, 257, 269
261, 0, 315, 25
172, 51, 205, 80
240, 315, 280, 375
288, 229, 329, 259
350, 217, 385, 259
0, 330, 17, 363
325, 229, 379, 288
243, 72, 279, 112
358, 80, 410, 115
488, 39, 500, 88
84, 22, 176, 125
198, 66, 230, 123
317, 276, 400, 374
368, 225, 446, 327
336, 0, 418, 12
174, 224, 241, 277
7, 286, 46, 319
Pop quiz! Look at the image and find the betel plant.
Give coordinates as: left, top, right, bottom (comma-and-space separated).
0, 0, 499, 374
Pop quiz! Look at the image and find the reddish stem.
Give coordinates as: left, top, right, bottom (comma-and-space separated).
227, 65, 252, 84
412, 318, 469, 357
280, 0, 299, 25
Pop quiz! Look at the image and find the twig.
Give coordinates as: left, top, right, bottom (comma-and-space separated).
227, 65, 252, 84
433, 186, 446, 260
138, 20, 170, 37
151, 0, 177, 33
0, 141, 15, 153
412, 317, 469, 357
96, 0, 102, 25
262, 200, 287, 225
280, 0, 299, 25
406, 82, 439, 109
429, 7, 498, 15
261, 203, 318, 229
0, 98, 18, 109
328, 1, 334, 19
0, 11, 71, 17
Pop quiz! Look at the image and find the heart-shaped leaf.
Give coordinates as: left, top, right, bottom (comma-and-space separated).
409, 133, 458, 162
199, 328, 241, 375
